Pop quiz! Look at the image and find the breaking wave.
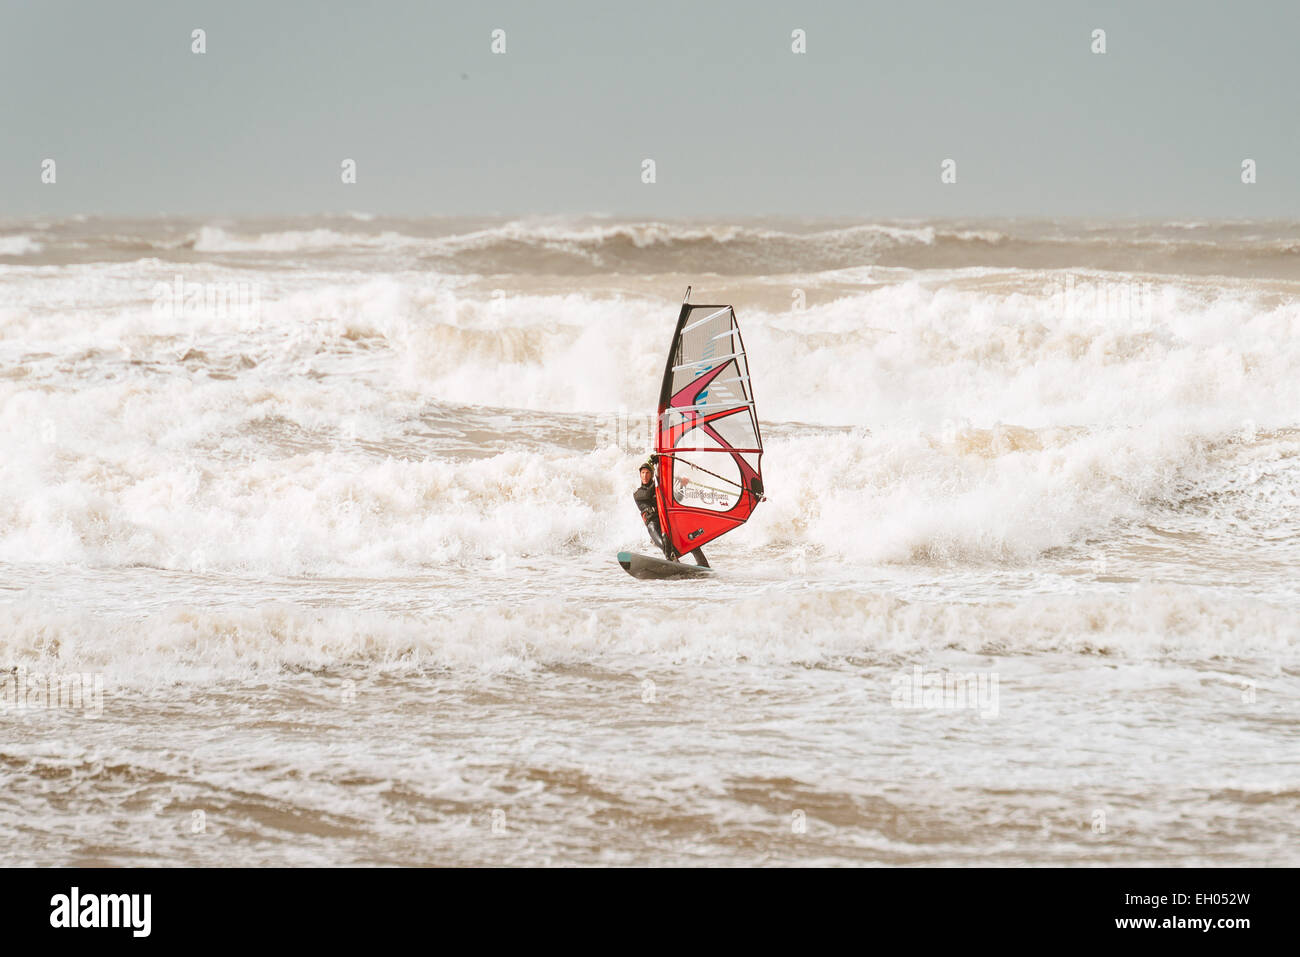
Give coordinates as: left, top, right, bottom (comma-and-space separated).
7, 216, 1300, 278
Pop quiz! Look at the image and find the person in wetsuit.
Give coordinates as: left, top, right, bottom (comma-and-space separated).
633, 457, 709, 566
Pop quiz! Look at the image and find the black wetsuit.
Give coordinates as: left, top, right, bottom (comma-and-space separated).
634, 480, 670, 558
634, 479, 708, 566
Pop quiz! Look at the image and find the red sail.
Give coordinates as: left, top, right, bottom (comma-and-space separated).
653, 302, 764, 556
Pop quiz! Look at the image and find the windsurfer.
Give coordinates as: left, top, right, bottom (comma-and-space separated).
634, 458, 708, 566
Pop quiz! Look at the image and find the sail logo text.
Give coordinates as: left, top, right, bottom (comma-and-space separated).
891, 666, 999, 718
50, 887, 151, 937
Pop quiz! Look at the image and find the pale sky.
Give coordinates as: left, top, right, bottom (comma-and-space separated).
3, 0, 1297, 217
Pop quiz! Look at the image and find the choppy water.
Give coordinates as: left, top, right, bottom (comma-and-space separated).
1, 215, 1297, 865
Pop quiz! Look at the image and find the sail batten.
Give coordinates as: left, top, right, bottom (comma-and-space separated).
680, 307, 733, 333
665, 401, 755, 413
670, 351, 744, 372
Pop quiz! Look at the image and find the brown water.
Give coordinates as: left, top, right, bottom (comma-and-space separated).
1, 215, 1297, 864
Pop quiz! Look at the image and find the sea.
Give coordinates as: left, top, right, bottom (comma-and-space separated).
1, 214, 1296, 865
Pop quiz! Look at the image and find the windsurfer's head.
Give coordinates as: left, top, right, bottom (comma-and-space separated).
639, 463, 653, 484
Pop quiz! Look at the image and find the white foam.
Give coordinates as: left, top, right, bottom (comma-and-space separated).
0, 583, 1291, 687
2, 264, 1298, 578
0, 235, 43, 255
192, 226, 419, 253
